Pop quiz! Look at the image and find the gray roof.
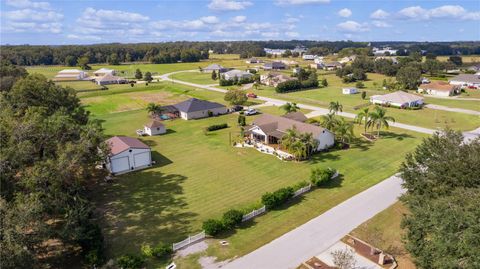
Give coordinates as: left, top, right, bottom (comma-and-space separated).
174, 98, 225, 113
224, 69, 253, 77
252, 114, 329, 138
449, 74, 480, 84
282, 112, 308, 122
264, 61, 286, 68
203, 64, 225, 71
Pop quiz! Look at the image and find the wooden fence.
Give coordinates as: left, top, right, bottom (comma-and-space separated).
242, 205, 266, 222
172, 230, 206, 251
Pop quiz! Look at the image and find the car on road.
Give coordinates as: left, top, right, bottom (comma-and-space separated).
246, 92, 257, 98
231, 105, 244, 112
245, 108, 258, 116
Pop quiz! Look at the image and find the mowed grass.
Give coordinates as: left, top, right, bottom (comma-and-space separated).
170, 71, 217, 85
91, 104, 425, 266
350, 202, 416, 269
56, 80, 104, 91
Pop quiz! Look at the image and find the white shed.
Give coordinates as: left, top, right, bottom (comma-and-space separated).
144, 121, 166, 136
106, 136, 152, 174
342, 88, 358, 94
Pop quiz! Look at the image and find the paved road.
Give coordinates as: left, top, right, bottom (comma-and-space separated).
223, 175, 405, 269
425, 104, 480, 116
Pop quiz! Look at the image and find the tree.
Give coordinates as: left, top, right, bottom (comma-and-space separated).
0, 61, 28, 92
361, 91, 366, 100
135, 69, 143, 79
400, 130, 480, 268
321, 78, 328, 87
237, 114, 246, 126
224, 89, 248, 105
65, 55, 77, 66
329, 101, 343, 114
331, 248, 356, 269
211, 70, 217, 80
107, 53, 120, 65
77, 56, 91, 70
367, 106, 395, 138
144, 71, 153, 82
423, 59, 442, 76
334, 118, 354, 144
280, 102, 300, 114
320, 113, 339, 130
355, 107, 370, 135
146, 103, 162, 116
448, 55, 463, 66
396, 65, 421, 90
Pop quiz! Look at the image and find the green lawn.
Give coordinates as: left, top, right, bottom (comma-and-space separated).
170, 71, 218, 85
256, 105, 312, 116
56, 81, 104, 91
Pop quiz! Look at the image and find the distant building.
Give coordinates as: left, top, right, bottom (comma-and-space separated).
314, 57, 324, 64
53, 69, 88, 81
374, 56, 398, 64
245, 58, 261, 64
372, 47, 398, 56
260, 72, 296, 87
323, 62, 343, 71
93, 68, 115, 77
418, 81, 460, 97
263, 61, 286, 70
302, 54, 317, 60
202, 64, 229, 73
370, 91, 424, 108
449, 74, 480, 89
95, 74, 127, 85
223, 69, 253, 80
264, 48, 286, 56
342, 87, 358, 94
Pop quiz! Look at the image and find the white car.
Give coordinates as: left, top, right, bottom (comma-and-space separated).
244, 108, 258, 116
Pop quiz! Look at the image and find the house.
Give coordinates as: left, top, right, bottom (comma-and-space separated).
449, 74, 480, 89
292, 46, 307, 54
245, 58, 261, 64
93, 68, 115, 77
280, 59, 298, 66
339, 56, 356, 64
372, 47, 398, 56
292, 67, 302, 74
53, 69, 88, 81
202, 64, 229, 73
310, 63, 325, 70
374, 56, 399, 64
370, 91, 424, 108
342, 87, 358, 94
105, 136, 152, 174
467, 64, 480, 72
94, 74, 127, 85
302, 54, 317, 60
223, 69, 253, 80
418, 81, 459, 97
314, 57, 324, 64
282, 111, 308, 122
260, 72, 297, 87
263, 61, 286, 70
264, 48, 286, 56
247, 114, 335, 151
144, 121, 166, 136
323, 62, 343, 70
173, 98, 227, 120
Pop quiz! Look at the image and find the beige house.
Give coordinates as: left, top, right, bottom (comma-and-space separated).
93, 68, 115, 76
260, 72, 297, 87
370, 91, 424, 108
418, 81, 459, 97
95, 73, 127, 85
53, 69, 88, 81
144, 121, 166, 136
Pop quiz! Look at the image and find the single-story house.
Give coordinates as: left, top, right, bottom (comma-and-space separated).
339, 56, 356, 64
310, 63, 324, 70
93, 68, 115, 77
449, 74, 480, 89
467, 65, 480, 72
260, 72, 297, 87
372, 47, 398, 56
173, 98, 227, 120
302, 54, 317, 60
106, 136, 152, 174
202, 64, 229, 73
95, 74, 128, 85
280, 60, 298, 66
314, 57, 324, 64
223, 69, 253, 80
418, 81, 460, 97
144, 120, 166, 136
323, 62, 343, 70
263, 61, 286, 70
53, 69, 88, 81
370, 91, 424, 108
247, 114, 335, 151
245, 58, 261, 64
282, 111, 308, 122
374, 56, 398, 64
342, 87, 358, 94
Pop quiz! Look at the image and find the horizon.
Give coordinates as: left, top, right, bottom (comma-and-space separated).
1, 0, 479, 45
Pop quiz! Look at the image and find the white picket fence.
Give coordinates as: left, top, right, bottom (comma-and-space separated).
242, 205, 266, 222
293, 184, 312, 198
172, 231, 206, 251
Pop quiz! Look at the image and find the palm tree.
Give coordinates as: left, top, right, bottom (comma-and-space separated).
146, 102, 163, 117
334, 118, 355, 144
280, 102, 300, 114
355, 107, 370, 135
299, 132, 319, 157
367, 107, 395, 138
281, 127, 299, 151
329, 101, 343, 115
320, 113, 339, 130
290, 140, 307, 161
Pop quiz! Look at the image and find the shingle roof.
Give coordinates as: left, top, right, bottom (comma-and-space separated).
449, 74, 480, 84
106, 136, 150, 155
252, 114, 328, 138
173, 98, 225, 113
282, 112, 308, 122
203, 64, 224, 71
372, 91, 424, 104
145, 120, 164, 128
224, 69, 252, 77
419, 81, 455, 92
95, 73, 126, 82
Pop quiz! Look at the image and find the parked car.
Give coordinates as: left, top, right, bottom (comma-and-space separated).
231, 105, 244, 112
245, 108, 258, 116
246, 92, 257, 98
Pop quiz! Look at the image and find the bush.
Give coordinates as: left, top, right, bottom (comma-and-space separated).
208, 110, 214, 117
361, 91, 366, 100
116, 254, 145, 269
202, 219, 225, 236
140, 244, 153, 257
206, 123, 228, 131
261, 187, 295, 209
275, 79, 303, 93
356, 81, 365, 88
292, 180, 309, 191
222, 209, 244, 229
238, 115, 246, 126
310, 167, 336, 187
151, 243, 173, 259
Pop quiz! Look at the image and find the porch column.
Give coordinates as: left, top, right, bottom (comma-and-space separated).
265, 135, 269, 144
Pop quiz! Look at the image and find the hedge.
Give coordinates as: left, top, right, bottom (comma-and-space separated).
202, 219, 225, 236
310, 167, 336, 187
116, 254, 145, 269
261, 187, 294, 209
206, 123, 228, 131
222, 209, 244, 229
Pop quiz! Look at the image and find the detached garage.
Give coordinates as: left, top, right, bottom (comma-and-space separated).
106, 136, 152, 174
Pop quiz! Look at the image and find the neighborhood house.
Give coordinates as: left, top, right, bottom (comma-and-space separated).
310, 63, 325, 70
342, 87, 358, 94
106, 136, 152, 174
418, 81, 459, 97
53, 69, 88, 81
302, 54, 318, 60
263, 61, 286, 70
245, 58, 261, 64
223, 69, 253, 80
202, 64, 229, 73
246, 113, 335, 151
449, 74, 480, 89
370, 91, 424, 108
260, 72, 297, 87
173, 98, 227, 120
94, 73, 127, 85
144, 120, 166, 136
323, 62, 343, 70
93, 68, 115, 76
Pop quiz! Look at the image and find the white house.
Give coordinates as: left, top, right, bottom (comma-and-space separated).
310, 63, 324, 70
95, 74, 127, 85
370, 91, 424, 108
93, 68, 115, 77
106, 136, 152, 174
314, 57, 324, 64
53, 69, 88, 81
202, 64, 229, 73
449, 74, 480, 89
173, 98, 227, 120
418, 81, 459, 97
144, 121, 166, 136
373, 47, 398, 56
342, 87, 358, 94
223, 69, 253, 80
324, 62, 343, 70
247, 114, 335, 151
302, 54, 317, 60
245, 58, 261, 64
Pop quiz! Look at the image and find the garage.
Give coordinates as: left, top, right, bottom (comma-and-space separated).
106, 136, 152, 175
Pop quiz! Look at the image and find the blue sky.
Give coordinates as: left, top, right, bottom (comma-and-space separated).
1, 0, 479, 45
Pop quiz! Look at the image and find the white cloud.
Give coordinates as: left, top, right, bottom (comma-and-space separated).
200, 16, 220, 24
232, 15, 246, 22
337, 20, 369, 32
261, 32, 280, 38
2, 6, 63, 34
370, 9, 389, 19
276, 0, 330, 5
79, 7, 149, 22
429, 5, 466, 18
285, 17, 300, 23
4, 9, 63, 22
396, 5, 479, 21
372, 20, 391, 28
397, 6, 429, 20
5, 0, 51, 10
338, 8, 352, 18
208, 0, 252, 11
67, 34, 101, 41
286, 31, 299, 38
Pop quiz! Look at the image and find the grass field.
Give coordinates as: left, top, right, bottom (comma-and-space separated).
351, 202, 416, 269
170, 71, 217, 85
89, 88, 426, 267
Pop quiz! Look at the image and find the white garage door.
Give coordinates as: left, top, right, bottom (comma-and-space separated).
111, 156, 130, 173
133, 152, 150, 168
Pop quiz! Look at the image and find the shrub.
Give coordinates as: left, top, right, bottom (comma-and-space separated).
202, 219, 225, 236
116, 254, 145, 269
151, 243, 173, 259
238, 115, 246, 126
310, 167, 336, 187
207, 110, 214, 117
206, 123, 228, 131
140, 244, 153, 257
292, 181, 309, 191
356, 81, 365, 88
261, 187, 295, 209
275, 79, 303, 93
222, 209, 244, 229
361, 91, 366, 100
